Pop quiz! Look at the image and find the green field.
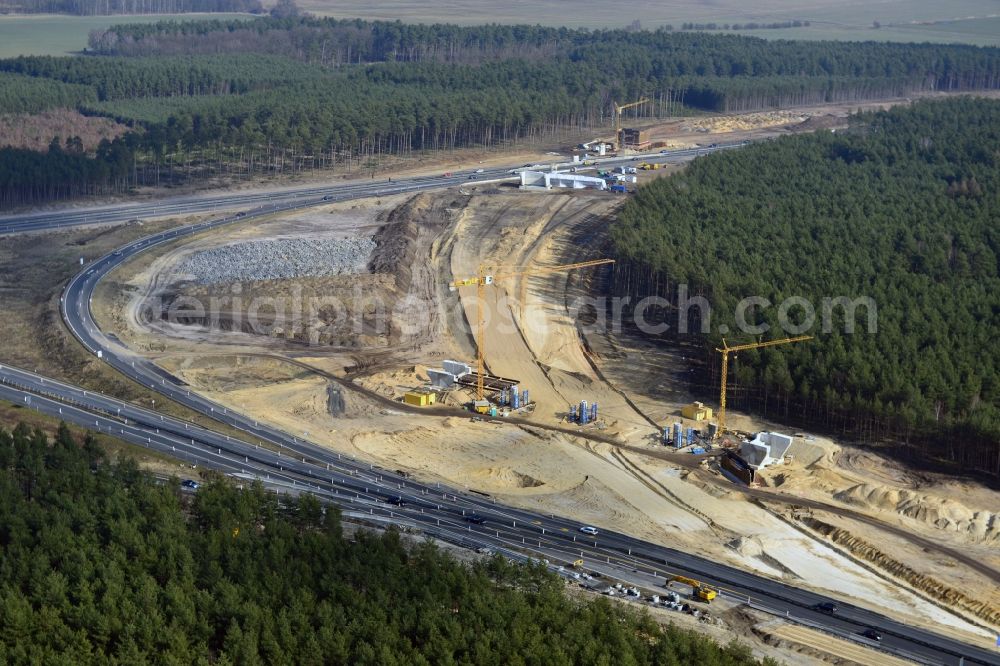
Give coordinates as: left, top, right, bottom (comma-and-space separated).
724, 18, 1000, 47
296, 0, 1000, 45
0, 13, 255, 57
0, 3, 996, 52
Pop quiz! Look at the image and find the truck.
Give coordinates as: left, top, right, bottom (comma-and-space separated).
616, 166, 638, 175
639, 162, 660, 171
667, 575, 718, 602
609, 184, 628, 194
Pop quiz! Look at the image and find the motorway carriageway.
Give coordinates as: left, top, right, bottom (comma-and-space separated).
0, 144, 740, 234
2, 365, 998, 666
2, 142, 997, 664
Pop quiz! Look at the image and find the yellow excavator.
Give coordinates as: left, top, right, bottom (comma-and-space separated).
668, 575, 718, 602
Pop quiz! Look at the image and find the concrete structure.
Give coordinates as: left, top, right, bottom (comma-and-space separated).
427, 359, 472, 389
519, 171, 606, 191
738, 431, 794, 469
681, 401, 713, 421
442, 360, 471, 378
428, 369, 458, 389
403, 390, 436, 407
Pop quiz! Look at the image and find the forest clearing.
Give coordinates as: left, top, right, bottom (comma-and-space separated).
86, 102, 1000, 654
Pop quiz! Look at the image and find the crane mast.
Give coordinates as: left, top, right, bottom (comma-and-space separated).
613, 98, 650, 151
716, 335, 812, 438
451, 259, 615, 408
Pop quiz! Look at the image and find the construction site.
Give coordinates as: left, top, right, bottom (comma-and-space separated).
88, 108, 1000, 663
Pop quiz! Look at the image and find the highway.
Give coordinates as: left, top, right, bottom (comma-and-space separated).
0, 143, 740, 234
2, 361, 998, 666
1, 144, 997, 664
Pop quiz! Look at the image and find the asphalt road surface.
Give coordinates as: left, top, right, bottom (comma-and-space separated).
0, 144, 739, 234
1, 145, 998, 664
2, 361, 998, 666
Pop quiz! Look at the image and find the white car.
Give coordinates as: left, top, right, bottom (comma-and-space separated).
475, 168, 485, 173
579, 526, 599, 536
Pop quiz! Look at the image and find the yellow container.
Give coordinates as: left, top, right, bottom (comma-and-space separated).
681, 401, 713, 421
404, 391, 436, 407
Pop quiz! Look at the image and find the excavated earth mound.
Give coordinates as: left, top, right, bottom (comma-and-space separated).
835, 483, 1000, 543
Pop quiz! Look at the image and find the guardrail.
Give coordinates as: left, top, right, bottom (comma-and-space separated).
741, 598, 940, 665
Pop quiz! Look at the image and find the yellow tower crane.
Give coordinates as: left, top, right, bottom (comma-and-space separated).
613, 98, 650, 151
715, 335, 812, 438
451, 258, 615, 410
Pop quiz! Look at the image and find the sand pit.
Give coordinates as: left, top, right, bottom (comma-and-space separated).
92, 177, 1000, 644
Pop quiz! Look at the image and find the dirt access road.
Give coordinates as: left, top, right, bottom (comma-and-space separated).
91, 107, 1000, 647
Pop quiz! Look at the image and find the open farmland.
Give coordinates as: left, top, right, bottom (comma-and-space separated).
292, 0, 1000, 45
0, 12, 254, 57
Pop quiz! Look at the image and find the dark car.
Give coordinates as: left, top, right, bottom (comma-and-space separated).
387, 496, 406, 506
180, 479, 200, 490
322, 195, 333, 201
467, 174, 478, 179
464, 514, 486, 524
815, 602, 838, 614
862, 629, 882, 641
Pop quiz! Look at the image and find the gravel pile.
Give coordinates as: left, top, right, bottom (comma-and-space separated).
177, 237, 376, 284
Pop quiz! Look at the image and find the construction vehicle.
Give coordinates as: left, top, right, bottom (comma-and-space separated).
667, 575, 718, 602
450, 259, 615, 411
715, 336, 812, 438
638, 162, 660, 171
613, 98, 650, 152
571, 559, 584, 569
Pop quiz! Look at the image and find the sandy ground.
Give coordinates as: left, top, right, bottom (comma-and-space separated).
91, 113, 1000, 651
761, 621, 915, 666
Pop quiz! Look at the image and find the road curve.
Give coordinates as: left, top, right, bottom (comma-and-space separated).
2, 145, 995, 664
0, 144, 738, 234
